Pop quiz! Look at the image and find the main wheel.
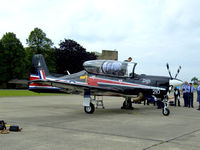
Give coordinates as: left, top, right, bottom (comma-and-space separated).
162, 108, 170, 116
121, 98, 133, 109
84, 103, 95, 114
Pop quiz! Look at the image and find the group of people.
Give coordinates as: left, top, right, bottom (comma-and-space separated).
174, 80, 200, 110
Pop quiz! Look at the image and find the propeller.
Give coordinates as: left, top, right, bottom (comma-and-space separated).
166, 63, 182, 94
166, 63, 181, 79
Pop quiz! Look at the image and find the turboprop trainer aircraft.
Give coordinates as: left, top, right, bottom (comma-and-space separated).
29, 54, 183, 116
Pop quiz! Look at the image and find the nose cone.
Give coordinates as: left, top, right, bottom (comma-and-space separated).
169, 79, 183, 87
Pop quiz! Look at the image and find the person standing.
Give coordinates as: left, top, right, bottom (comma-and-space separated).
121, 57, 133, 109
197, 81, 200, 110
188, 83, 196, 108
174, 86, 181, 106
182, 81, 189, 107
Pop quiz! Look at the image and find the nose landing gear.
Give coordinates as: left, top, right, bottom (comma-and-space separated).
162, 96, 170, 116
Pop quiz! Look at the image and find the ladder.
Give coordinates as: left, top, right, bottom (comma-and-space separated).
94, 96, 105, 109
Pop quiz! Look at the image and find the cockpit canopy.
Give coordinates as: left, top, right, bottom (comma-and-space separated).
83, 60, 137, 77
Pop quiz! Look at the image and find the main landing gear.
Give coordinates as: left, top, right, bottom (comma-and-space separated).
83, 89, 95, 114
83, 95, 105, 114
121, 97, 134, 110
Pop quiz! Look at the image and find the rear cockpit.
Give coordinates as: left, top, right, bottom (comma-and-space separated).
83, 60, 137, 77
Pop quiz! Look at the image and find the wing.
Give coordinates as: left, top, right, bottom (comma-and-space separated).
30, 79, 125, 96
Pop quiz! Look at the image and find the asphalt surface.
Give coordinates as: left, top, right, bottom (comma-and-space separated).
0, 94, 200, 150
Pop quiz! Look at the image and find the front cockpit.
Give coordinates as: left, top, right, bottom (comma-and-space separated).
83, 60, 137, 77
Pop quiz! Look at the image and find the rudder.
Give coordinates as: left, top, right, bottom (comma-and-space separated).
30, 54, 50, 80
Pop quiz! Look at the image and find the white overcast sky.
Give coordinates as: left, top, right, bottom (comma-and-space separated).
0, 0, 200, 81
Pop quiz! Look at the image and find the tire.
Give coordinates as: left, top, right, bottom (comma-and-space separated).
162, 108, 170, 116
84, 103, 95, 114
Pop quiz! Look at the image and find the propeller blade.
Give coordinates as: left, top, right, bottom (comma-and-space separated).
166, 63, 173, 79
166, 63, 169, 70
174, 66, 181, 79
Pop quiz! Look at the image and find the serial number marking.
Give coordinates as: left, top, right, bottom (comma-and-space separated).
153, 89, 160, 94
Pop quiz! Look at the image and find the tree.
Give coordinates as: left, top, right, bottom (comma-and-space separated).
26, 27, 53, 54
26, 27, 56, 73
55, 39, 97, 74
191, 77, 198, 85
0, 32, 26, 88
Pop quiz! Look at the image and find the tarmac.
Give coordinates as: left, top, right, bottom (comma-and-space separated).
0, 94, 200, 150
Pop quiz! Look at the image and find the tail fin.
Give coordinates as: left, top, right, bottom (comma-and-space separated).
30, 54, 50, 80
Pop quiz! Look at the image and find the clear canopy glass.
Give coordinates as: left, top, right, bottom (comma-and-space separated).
83, 60, 137, 77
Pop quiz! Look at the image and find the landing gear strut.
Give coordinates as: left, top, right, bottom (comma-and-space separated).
83, 89, 95, 114
162, 96, 170, 116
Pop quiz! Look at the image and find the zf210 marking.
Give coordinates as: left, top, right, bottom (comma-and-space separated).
153, 89, 160, 95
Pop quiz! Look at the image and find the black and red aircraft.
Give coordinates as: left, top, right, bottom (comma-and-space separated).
29, 54, 182, 116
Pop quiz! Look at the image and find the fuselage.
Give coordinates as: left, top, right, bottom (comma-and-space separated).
29, 70, 170, 99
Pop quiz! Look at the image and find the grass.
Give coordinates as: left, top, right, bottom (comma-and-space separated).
0, 89, 66, 97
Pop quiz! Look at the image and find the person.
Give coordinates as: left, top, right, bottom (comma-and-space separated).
174, 86, 181, 106
197, 80, 200, 110
188, 83, 196, 108
121, 57, 133, 109
124, 57, 132, 62
157, 99, 164, 109
182, 81, 189, 107
128, 57, 132, 62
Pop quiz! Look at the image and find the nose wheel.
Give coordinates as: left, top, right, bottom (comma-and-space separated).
162, 108, 170, 116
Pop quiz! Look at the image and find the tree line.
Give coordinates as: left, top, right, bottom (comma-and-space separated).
0, 27, 96, 88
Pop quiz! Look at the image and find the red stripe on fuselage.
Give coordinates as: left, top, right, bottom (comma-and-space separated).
87, 77, 141, 87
